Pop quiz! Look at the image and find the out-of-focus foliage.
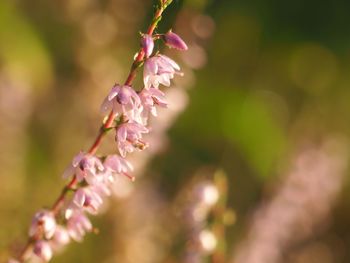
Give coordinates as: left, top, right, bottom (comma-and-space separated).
1, 0, 350, 262
0, 1, 53, 90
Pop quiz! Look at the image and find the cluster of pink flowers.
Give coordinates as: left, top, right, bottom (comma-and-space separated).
20, 28, 188, 262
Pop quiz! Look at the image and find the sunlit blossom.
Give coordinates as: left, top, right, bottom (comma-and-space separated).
143, 54, 182, 89
115, 121, 149, 157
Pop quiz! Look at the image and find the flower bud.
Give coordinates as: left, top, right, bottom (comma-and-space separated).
141, 34, 154, 57
164, 31, 188, 50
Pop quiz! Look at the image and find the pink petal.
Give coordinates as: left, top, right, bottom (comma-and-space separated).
145, 58, 158, 75
74, 189, 86, 207
117, 126, 128, 142
72, 152, 85, 167
100, 97, 112, 112
62, 165, 74, 179
108, 85, 121, 100
159, 55, 180, 71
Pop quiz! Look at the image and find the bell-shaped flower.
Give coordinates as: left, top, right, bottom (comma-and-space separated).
143, 55, 182, 89
72, 187, 104, 215
62, 152, 104, 185
65, 209, 92, 242
29, 210, 56, 240
101, 84, 141, 122
51, 226, 70, 250
115, 122, 149, 157
104, 154, 134, 181
139, 87, 167, 123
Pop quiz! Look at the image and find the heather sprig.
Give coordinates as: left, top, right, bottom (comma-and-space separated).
12, 1, 188, 262
182, 170, 235, 263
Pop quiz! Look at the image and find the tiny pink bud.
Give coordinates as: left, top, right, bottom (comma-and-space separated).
164, 31, 188, 50
141, 34, 154, 57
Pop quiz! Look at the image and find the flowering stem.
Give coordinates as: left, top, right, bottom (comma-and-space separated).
90, 5, 164, 154
16, 3, 168, 262
125, 7, 163, 86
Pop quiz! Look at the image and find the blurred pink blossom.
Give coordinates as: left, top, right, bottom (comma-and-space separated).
65, 209, 93, 242
233, 139, 348, 263
33, 240, 53, 262
29, 210, 56, 240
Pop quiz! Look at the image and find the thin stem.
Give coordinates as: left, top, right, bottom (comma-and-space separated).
51, 176, 78, 215
16, 4, 167, 262
88, 110, 115, 155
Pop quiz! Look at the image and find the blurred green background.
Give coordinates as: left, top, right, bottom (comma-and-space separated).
1, 0, 350, 262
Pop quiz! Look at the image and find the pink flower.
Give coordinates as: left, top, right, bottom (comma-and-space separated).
104, 154, 134, 181
164, 31, 188, 50
115, 122, 149, 157
143, 54, 182, 89
29, 210, 56, 240
63, 152, 104, 185
101, 84, 141, 121
52, 226, 70, 248
33, 240, 53, 262
139, 87, 167, 122
141, 34, 154, 57
73, 187, 103, 214
91, 176, 114, 196
65, 209, 92, 242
